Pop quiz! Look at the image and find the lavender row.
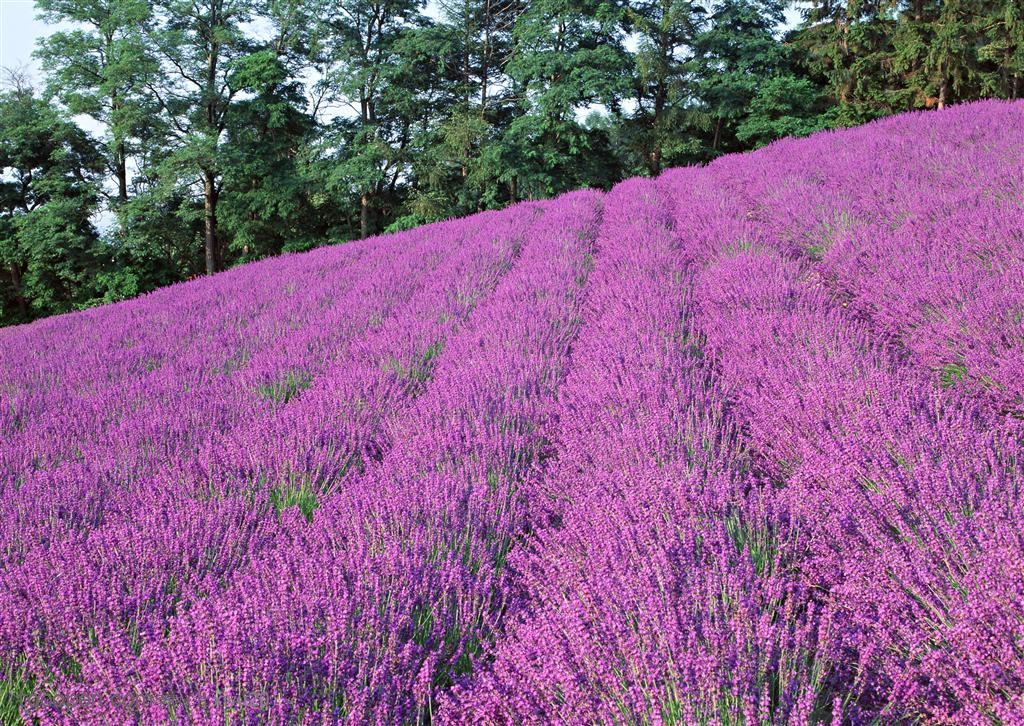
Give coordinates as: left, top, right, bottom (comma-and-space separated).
0, 221, 446, 559
662, 162, 1024, 721
706, 100, 1024, 415
453, 177, 829, 723
0, 217, 488, 585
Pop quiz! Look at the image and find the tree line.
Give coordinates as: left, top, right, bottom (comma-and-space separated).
1, 0, 1021, 326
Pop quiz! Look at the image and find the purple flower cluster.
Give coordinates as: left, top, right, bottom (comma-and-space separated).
2, 100, 1023, 723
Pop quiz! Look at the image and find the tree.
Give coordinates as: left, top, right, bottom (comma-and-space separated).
0, 76, 105, 325
694, 0, 799, 154
622, 0, 704, 175
34, 0, 156, 210
219, 48, 322, 259
890, 0, 982, 110
735, 74, 827, 146
218, 1, 326, 258
503, 0, 630, 198
793, 0, 898, 124
310, 0, 427, 238
393, 0, 527, 223
146, 0, 258, 274
975, 0, 1024, 99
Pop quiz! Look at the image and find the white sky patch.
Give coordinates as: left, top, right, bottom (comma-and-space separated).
1, 0, 52, 84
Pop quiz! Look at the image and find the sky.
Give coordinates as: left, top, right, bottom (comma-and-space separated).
0, 0, 46, 82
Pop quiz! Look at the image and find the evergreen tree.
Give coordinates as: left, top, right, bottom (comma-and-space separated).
219, 2, 324, 259
399, 0, 525, 220
977, 0, 1024, 99
695, 0, 793, 154
892, 0, 981, 110
794, 0, 898, 123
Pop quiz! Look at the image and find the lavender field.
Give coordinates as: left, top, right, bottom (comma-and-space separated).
2, 101, 1023, 724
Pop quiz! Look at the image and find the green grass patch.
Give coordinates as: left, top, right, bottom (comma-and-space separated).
268, 451, 364, 523
384, 341, 445, 394
725, 510, 780, 578
269, 477, 319, 523
939, 362, 968, 388
257, 370, 312, 405
0, 660, 33, 725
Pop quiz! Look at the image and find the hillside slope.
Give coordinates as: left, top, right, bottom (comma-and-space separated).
1, 100, 1023, 723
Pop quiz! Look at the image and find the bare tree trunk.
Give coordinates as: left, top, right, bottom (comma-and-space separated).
509, 175, 518, 204
203, 169, 219, 275
481, 0, 491, 114
937, 77, 948, 109
111, 87, 129, 204
203, 3, 221, 275
649, 149, 662, 177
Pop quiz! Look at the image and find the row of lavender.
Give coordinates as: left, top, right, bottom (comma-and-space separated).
684, 100, 1024, 720
127, 189, 605, 722
454, 177, 827, 723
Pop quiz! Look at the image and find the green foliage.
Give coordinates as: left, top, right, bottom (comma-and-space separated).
257, 370, 313, 405
34, 0, 156, 204
0, 83, 106, 326
269, 475, 320, 522
940, 361, 969, 388
4, 0, 1022, 328
501, 0, 630, 197
694, 0, 798, 155
220, 49, 324, 260
793, 0, 1023, 117
0, 659, 33, 725
736, 75, 829, 147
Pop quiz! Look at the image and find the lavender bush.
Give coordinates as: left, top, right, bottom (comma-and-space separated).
1, 100, 1022, 723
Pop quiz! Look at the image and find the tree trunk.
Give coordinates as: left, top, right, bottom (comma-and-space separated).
937, 77, 948, 109
8, 263, 28, 320
111, 87, 129, 204
360, 192, 371, 239
481, 0, 491, 114
509, 175, 518, 204
648, 148, 662, 177
116, 141, 129, 203
649, 79, 666, 176
203, 169, 219, 275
